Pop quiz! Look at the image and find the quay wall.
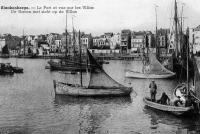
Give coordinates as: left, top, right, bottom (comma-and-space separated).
1, 53, 172, 61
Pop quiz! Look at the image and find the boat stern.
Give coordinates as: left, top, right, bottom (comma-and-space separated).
122, 87, 133, 96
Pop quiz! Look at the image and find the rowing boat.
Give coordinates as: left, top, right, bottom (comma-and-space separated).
143, 97, 193, 116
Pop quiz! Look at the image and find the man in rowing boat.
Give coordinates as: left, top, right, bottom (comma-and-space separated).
157, 92, 170, 105
149, 80, 157, 102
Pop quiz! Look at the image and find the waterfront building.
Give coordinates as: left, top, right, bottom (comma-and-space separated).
47, 33, 61, 53
110, 33, 120, 50
92, 36, 100, 48
121, 29, 131, 54
157, 34, 168, 56
156, 28, 170, 56
37, 34, 47, 42
0, 38, 6, 52
81, 34, 93, 50
38, 44, 50, 56
131, 31, 146, 54
98, 38, 106, 47
104, 32, 113, 39
190, 25, 200, 54
26, 35, 37, 47
145, 31, 155, 48
92, 34, 111, 49
0, 34, 21, 55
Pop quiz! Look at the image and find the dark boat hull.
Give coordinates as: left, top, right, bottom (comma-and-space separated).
18, 54, 38, 58
48, 60, 91, 72
0, 69, 14, 75
0, 63, 14, 75
12, 67, 23, 73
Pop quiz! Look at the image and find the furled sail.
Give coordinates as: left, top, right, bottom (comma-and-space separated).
147, 52, 175, 75
193, 59, 200, 100
87, 49, 124, 89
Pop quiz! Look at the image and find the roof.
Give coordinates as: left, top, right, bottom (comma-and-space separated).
81, 34, 91, 38
194, 25, 200, 31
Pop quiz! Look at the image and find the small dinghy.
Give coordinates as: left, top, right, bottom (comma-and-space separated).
143, 97, 194, 116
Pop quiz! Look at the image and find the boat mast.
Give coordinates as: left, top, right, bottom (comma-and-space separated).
155, 5, 158, 57
180, 3, 185, 58
187, 29, 189, 96
79, 30, 83, 86
65, 12, 68, 57
174, 0, 179, 58
23, 29, 25, 56
72, 16, 76, 57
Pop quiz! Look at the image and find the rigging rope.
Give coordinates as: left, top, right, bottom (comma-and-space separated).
190, 90, 200, 103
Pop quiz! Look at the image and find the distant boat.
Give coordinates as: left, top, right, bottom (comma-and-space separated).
48, 58, 93, 72
12, 66, 23, 73
53, 49, 133, 97
143, 97, 194, 116
0, 63, 14, 75
18, 53, 38, 58
45, 65, 51, 69
125, 52, 175, 79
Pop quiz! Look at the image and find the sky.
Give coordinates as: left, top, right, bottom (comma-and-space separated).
0, 0, 200, 36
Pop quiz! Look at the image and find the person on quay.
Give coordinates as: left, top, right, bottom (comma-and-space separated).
149, 80, 157, 102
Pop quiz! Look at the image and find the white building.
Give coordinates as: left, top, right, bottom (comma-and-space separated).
131, 35, 145, 53
190, 25, 200, 54
0, 38, 6, 52
110, 33, 120, 49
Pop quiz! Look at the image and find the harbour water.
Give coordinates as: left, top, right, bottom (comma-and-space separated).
0, 58, 199, 134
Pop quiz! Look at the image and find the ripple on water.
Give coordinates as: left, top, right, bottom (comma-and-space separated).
0, 59, 199, 134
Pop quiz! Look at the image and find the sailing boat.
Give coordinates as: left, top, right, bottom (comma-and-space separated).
53, 50, 132, 96
125, 3, 175, 79
125, 51, 175, 79
48, 14, 98, 72
53, 32, 133, 96
164, 0, 194, 79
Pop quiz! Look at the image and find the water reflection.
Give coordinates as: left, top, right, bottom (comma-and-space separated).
54, 95, 132, 106
143, 105, 200, 133
0, 58, 199, 133
54, 95, 132, 134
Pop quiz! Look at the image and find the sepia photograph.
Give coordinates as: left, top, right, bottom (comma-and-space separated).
0, 0, 200, 133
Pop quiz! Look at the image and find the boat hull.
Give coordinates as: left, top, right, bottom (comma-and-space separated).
48, 60, 89, 72
53, 80, 132, 97
12, 67, 23, 73
143, 97, 193, 116
125, 70, 175, 79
